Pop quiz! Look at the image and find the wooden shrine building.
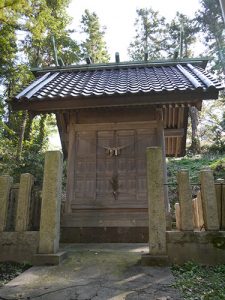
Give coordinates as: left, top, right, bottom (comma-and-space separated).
12, 58, 223, 242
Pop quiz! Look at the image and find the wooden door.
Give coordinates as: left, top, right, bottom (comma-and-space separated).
96, 130, 115, 206
96, 130, 136, 207
74, 131, 96, 207
72, 126, 157, 212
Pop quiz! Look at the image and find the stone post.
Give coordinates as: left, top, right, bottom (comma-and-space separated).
141, 147, 168, 266
0, 175, 13, 232
15, 173, 34, 232
200, 169, 219, 230
222, 181, 225, 230
39, 151, 63, 254
177, 170, 193, 231
215, 179, 225, 229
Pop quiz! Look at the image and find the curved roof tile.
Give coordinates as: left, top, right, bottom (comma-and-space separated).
15, 62, 223, 101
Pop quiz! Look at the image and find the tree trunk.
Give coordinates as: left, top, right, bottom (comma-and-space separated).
24, 113, 34, 141
189, 106, 201, 154
215, 36, 225, 75
16, 110, 28, 161
37, 114, 47, 147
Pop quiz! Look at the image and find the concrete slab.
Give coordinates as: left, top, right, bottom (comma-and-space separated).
0, 244, 181, 300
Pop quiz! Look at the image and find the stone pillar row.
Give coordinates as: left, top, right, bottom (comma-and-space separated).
0, 151, 65, 264
0, 173, 34, 232
0, 175, 13, 232
176, 169, 220, 231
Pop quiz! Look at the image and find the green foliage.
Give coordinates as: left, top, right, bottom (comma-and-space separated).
22, 0, 80, 67
195, 0, 225, 76
128, 8, 198, 60
0, 0, 79, 182
167, 153, 225, 184
0, 141, 45, 186
80, 9, 110, 63
199, 99, 225, 151
167, 153, 224, 212
0, 0, 112, 184
0, 261, 31, 287
0, 114, 55, 185
172, 262, 225, 299
167, 12, 198, 58
210, 157, 225, 179
0, 0, 29, 27
0, 24, 17, 79
128, 8, 168, 60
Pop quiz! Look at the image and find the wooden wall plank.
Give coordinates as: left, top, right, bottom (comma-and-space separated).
65, 114, 76, 213
73, 121, 157, 131
62, 210, 148, 227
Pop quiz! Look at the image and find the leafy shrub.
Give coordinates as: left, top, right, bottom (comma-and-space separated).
172, 262, 225, 299
0, 262, 31, 287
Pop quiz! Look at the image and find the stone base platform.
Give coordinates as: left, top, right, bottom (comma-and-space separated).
32, 251, 68, 265
0, 231, 39, 263
141, 254, 169, 266
167, 231, 225, 265
61, 227, 149, 243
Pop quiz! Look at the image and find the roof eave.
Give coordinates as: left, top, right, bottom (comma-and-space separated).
10, 89, 219, 112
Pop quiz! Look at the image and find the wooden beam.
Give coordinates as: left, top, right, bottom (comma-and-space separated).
65, 115, 77, 214
180, 107, 189, 156
156, 110, 169, 213
73, 121, 157, 131
172, 106, 176, 128
164, 128, 184, 137
11, 90, 218, 112
168, 105, 172, 128
55, 113, 68, 157
167, 137, 171, 156
175, 137, 179, 157
163, 106, 167, 128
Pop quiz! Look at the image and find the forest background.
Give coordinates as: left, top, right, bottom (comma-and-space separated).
0, 0, 224, 186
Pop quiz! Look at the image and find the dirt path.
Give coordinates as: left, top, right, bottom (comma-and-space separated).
0, 244, 181, 300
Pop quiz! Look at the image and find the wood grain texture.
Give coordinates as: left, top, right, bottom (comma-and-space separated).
65, 121, 158, 227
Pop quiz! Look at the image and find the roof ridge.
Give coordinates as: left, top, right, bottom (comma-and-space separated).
31, 58, 209, 75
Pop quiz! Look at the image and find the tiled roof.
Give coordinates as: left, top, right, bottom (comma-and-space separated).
15, 60, 223, 102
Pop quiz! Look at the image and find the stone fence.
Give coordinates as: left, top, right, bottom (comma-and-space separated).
175, 171, 224, 231
0, 151, 66, 265
142, 147, 225, 266
167, 170, 225, 265
1, 147, 224, 266
170, 169, 225, 265
1, 176, 41, 233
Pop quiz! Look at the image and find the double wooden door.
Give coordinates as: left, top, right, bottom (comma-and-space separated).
72, 126, 156, 210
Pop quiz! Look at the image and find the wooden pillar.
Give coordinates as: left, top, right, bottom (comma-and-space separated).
196, 191, 204, 230
65, 113, 76, 213
39, 151, 63, 254
146, 147, 167, 255
200, 169, 219, 230
192, 198, 198, 229
175, 202, 181, 230
177, 170, 193, 231
192, 191, 204, 230
0, 175, 13, 232
15, 173, 34, 231
156, 109, 170, 216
